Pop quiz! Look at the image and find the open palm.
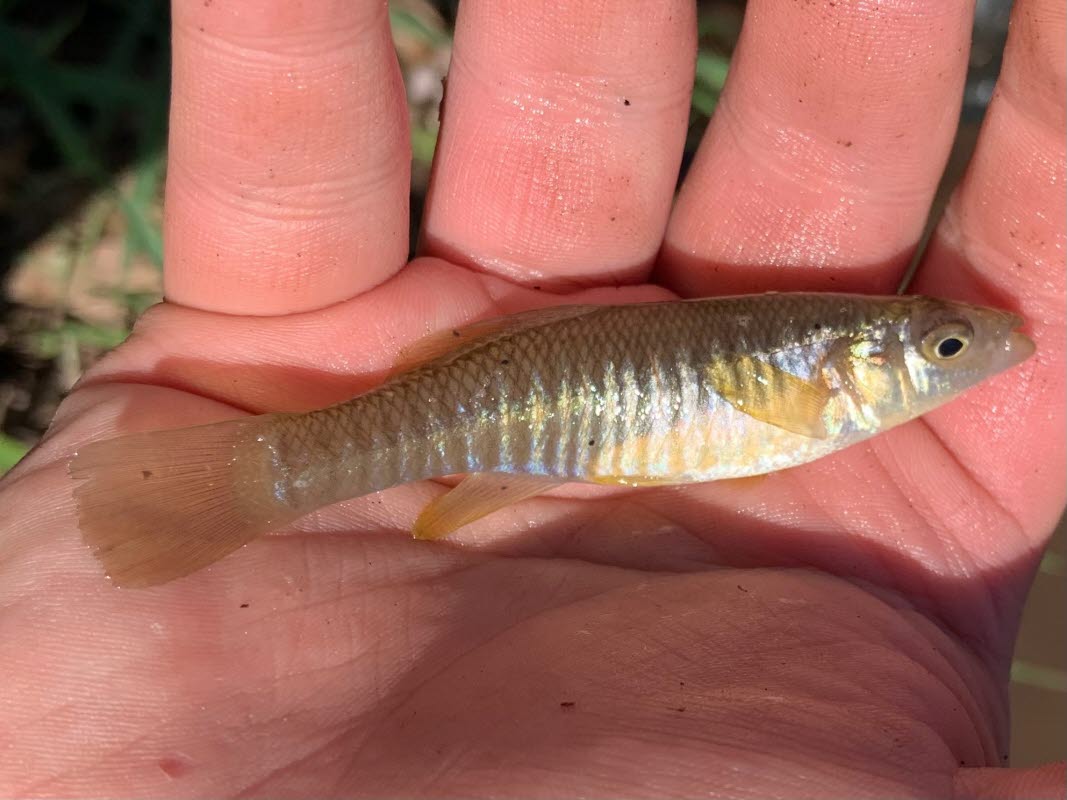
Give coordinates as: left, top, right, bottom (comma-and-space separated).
2, 0, 1064, 797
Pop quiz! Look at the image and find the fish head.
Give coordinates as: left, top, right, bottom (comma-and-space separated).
897, 296, 1035, 414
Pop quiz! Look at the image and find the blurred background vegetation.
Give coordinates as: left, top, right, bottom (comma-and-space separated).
0, 0, 1061, 766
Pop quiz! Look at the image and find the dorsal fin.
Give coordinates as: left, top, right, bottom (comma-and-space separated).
391, 303, 601, 375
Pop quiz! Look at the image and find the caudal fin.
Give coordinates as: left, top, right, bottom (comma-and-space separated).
69, 418, 295, 588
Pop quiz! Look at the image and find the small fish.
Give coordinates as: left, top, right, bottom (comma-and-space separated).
70, 293, 1033, 587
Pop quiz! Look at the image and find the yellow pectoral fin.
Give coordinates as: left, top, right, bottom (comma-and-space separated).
708, 357, 831, 439
413, 473, 562, 541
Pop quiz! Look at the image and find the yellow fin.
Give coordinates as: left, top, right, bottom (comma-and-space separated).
412, 473, 561, 540
69, 418, 297, 588
707, 357, 831, 439
718, 474, 769, 490
588, 475, 683, 487
392, 304, 600, 375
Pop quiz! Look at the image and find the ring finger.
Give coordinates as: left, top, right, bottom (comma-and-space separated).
661, 0, 976, 296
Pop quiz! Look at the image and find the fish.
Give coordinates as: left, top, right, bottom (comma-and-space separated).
69, 293, 1034, 587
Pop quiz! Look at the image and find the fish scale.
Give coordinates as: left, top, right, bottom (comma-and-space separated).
262, 295, 924, 506
69, 292, 1033, 586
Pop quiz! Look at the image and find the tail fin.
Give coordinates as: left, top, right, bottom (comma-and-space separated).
69, 417, 297, 588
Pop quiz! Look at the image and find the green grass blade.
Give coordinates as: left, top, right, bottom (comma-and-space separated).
698, 7, 743, 42
113, 150, 166, 272
117, 152, 165, 269
1011, 659, 1067, 693
690, 84, 720, 117
33, 322, 129, 359
411, 124, 439, 166
0, 20, 103, 177
695, 51, 730, 93
104, 0, 154, 73
49, 64, 151, 105
35, 4, 87, 56
0, 433, 29, 474
1039, 550, 1065, 577
389, 7, 451, 47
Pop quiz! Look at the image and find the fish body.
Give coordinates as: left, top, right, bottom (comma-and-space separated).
70, 293, 1033, 586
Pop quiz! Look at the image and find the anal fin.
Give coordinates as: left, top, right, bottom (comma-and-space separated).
413, 473, 561, 541
587, 475, 683, 487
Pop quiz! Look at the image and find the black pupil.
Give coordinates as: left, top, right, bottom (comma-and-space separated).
937, 337, 965, 358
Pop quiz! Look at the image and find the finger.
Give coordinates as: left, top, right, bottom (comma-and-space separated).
164, 0, 409, 315
72, 259, 674, 415
955, 763, 1067, 800
660, 0, 975, 296
911, 0, 1066, 540
420, 0, 695, 287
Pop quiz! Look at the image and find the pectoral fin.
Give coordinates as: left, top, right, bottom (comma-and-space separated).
707, 357, 831, 439
413, 473, 561, 541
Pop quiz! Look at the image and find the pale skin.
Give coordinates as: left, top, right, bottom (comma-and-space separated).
0, 0, 1064, 796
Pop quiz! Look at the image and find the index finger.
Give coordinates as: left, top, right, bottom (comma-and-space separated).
164, 0, 410, 316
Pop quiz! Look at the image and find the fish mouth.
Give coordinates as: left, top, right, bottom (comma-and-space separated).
1004, 327, 1036, 366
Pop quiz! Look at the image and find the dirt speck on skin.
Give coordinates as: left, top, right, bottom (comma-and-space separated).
158, 756, 191, 778
560, 701, 576, 709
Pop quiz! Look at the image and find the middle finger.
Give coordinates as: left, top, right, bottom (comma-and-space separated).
420, 0, 696, 288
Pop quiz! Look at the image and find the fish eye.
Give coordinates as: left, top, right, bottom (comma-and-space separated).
921, 321, 973, 362
936, 336, 966, 358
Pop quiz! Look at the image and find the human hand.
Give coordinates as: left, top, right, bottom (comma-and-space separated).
2, 0, 1063, 797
